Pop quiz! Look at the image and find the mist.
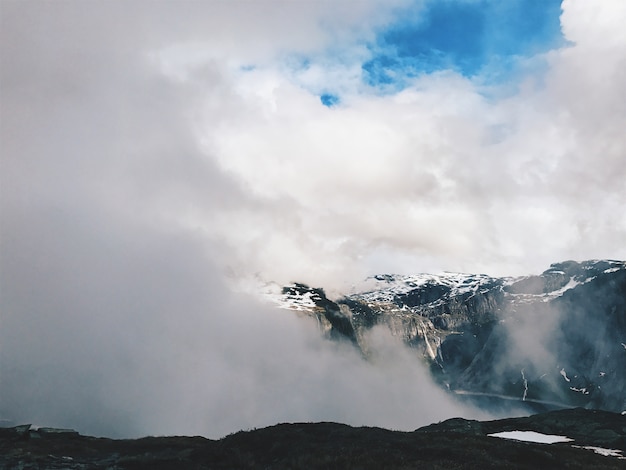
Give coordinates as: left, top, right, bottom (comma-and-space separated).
1, 0, 625, 438
0, 205, 478, 437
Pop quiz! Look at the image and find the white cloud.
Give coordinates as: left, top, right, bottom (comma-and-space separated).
186, 0, 626, 284
1, 0, 625, 438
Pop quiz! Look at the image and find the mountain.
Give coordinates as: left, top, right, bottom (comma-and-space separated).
2, 408, 625, 468
267, 260, 626, 414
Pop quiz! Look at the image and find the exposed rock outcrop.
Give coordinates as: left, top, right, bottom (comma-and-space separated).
270, 260, 626, 414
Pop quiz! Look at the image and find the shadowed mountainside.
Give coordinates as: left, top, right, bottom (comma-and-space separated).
269, 260, 626, 414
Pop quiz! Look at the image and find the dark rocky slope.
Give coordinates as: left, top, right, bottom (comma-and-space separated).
271, 260, 626, 414
2, 408, 625, 469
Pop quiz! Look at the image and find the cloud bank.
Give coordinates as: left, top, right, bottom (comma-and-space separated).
1, 0, 625, 438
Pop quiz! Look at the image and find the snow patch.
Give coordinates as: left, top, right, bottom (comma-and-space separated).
573, 446, 625, 459
261, 283, 319, 312
551, 277, 580, 296
488, 431, 573, 444
351, 272, 498, 305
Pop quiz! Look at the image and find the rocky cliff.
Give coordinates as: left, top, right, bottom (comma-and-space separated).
269, 260, 626, 414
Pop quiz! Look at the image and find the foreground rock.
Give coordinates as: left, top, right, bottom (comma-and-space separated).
1, 408, 625, 469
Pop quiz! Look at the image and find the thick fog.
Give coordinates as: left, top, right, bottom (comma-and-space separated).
1, 0, 625, 437
1, 211, 476, 437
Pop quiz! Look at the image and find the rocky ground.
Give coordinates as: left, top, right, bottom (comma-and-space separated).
1, 408, 625, 469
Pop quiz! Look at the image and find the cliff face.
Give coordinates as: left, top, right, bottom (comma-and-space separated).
272, 260, 626, 413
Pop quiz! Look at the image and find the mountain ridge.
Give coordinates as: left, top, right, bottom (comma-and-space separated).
266, 260, 626, 414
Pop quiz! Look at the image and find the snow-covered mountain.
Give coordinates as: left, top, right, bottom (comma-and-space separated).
266, 260, 626, 414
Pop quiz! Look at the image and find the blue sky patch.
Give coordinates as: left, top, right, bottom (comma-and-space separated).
363, 0, 565, 88
320, 93, 340, 107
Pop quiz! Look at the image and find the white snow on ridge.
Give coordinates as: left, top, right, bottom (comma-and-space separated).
508, 276, 582, 305
488, 431, 573, 444
259, 282, 320, 312
583, 259, 626, 270
264, 259, 626, 313
350, 272, 497, 303
275, 288, 318, 311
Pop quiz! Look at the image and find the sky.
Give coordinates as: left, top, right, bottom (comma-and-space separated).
1, 0, 625, 438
